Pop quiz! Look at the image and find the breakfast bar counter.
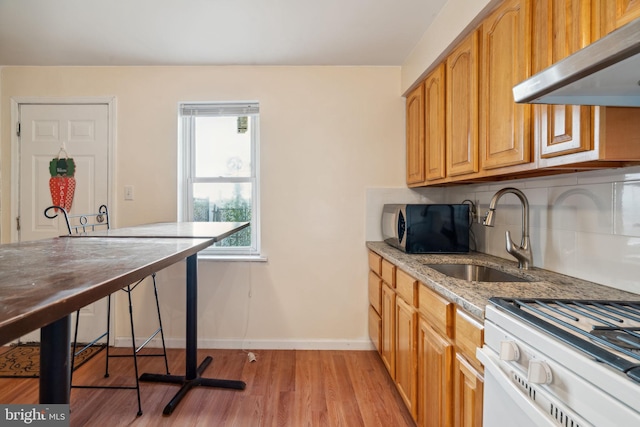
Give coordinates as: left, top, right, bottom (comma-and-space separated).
0, 221, 250, 415
0, 236, 214, 404
70, 221, 250, 415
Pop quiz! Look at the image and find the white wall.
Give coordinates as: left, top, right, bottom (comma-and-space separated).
0, 66, 406, 349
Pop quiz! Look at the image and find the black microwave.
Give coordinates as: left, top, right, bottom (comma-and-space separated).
381, 204, 469, 254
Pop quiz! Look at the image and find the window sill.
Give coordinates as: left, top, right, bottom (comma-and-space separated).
198, 254, 268, 262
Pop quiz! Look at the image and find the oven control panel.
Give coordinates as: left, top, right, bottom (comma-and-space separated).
499, 340, 553, 384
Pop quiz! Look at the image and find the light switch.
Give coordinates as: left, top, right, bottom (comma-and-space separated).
124, 185, 134, 201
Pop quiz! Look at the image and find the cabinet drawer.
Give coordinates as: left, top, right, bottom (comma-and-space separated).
381, 259, 396, 287
368, 270, 382, 314
418, 285, 454, 338
455, 308, 484, 369
396, 268, 417, 305
369, 305, 381, 352
368, 251, 382, 275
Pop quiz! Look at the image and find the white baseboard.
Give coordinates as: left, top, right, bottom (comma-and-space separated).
114, 337, 375, 351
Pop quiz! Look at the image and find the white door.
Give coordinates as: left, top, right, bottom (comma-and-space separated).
17, 103, 110, 344
19, 104, 109, 241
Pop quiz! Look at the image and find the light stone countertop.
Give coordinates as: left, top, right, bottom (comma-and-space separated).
367, 241, 640, 321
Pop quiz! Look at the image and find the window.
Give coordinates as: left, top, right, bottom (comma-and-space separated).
178, 102, 260, 256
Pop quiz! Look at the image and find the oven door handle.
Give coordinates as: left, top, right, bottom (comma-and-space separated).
477, 347, 592, 427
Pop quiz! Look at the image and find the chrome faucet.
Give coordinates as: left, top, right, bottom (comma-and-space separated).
482, 187, 533, 269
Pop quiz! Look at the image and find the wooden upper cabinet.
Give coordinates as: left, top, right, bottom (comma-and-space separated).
406, 84, 425, 185
603, 0, 640, 32
533, 1, 640, 168
446, 31, 479, 178
403, 0, 640, 186
533, 0, 593, 159
424, 64, 447, 181
480, 0, 532, 171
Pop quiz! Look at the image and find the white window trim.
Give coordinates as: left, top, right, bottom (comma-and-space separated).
178, 101, 262, 259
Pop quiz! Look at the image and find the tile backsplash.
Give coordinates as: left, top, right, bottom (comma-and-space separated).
366, 165, 640, 296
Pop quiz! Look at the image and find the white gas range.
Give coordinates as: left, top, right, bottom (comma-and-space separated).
477, 297, 640, 427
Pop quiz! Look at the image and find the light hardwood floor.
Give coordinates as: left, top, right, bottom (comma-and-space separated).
0, 348, 416, 427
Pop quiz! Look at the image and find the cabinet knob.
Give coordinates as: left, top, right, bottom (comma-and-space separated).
499, 340, 520, 361
528, 360, 553, 384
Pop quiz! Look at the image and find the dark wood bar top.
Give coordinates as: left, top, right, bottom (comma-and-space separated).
67, 221, 250, 240
0, 236, 214, 345
64, 221, 252, 414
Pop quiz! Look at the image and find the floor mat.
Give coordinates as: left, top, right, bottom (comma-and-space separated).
0, 343, 105, 378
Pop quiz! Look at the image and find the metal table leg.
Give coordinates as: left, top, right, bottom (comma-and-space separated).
140, 253, 246, 415
40, 315, 71, 404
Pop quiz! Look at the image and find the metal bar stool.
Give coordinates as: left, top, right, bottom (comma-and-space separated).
44, 205, 169, 416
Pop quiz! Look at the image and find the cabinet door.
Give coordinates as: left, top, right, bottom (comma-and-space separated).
446, 31, 479, 177
369, 305, 381, 352
418, 319, 454, 427
368, 270, 382, 314
480, 0, 532, 170
406, 84, 426, 185
453, 354, 484, 427
533, 0, 593, 159
381, 283, 396, 377
604, 0, 640, 32
396, 296, 418, 420
424, 64, 446, 181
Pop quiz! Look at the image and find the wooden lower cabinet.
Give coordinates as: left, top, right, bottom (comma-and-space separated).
368, 252, 383, 352
396, 296, 418, 419
453, 354, 484, 427
381, 282, 396, 376
368, 271, 382, 314
369, 305, 381, 352
454, 308, 485, 427
368, 252, 485, 426
418, 319, 454, 427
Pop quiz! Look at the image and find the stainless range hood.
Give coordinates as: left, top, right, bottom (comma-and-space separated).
513, 18, 640, 106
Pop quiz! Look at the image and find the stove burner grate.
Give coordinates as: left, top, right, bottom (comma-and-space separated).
489, 297, 640, 383
590, 327, 640, 351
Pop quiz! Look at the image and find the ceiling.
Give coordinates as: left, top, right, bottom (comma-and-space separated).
0, 0, 447, 67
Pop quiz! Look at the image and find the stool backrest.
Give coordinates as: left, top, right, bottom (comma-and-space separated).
44, 205, 110, 235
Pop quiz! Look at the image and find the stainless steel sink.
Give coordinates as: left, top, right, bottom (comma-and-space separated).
425, 263, 530, 282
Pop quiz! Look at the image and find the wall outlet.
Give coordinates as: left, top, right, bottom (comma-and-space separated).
124, 185, 134, 201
